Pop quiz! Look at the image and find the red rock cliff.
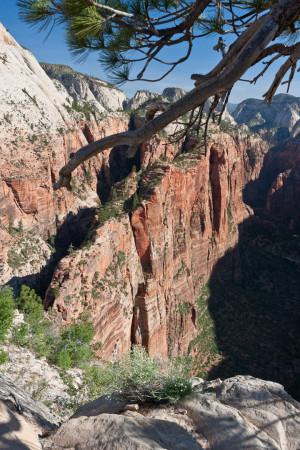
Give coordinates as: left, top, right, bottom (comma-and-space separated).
0, 23, 130, 286
45, 134, 252, 360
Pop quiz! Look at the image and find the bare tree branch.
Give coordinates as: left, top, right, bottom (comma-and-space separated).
145, 103, 171, 123
52, 0, 300, 190
263, 44, 300, 103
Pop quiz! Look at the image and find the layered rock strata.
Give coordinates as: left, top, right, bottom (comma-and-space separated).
0, 23, 129, 287
45, 134, 252, 360
244, 136, 300, 222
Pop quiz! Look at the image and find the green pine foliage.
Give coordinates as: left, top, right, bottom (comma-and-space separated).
51, 321, 95, 370
6, 285, 98, 368
131, 191, 140, 210
17, 1, 298, 85
0, 287, 15, 341
97, 203, 117, 227
16, 285, 44, 324
110, 186, 118, 203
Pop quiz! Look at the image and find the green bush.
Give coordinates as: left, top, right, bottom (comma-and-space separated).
160, 377, 193, 404
11, 286, 54, 357
0, 287, 15, 340
9, 285, 97, 367
131, 192, 140, 211
10, 323, 29, 346
81, 346, 193, 404
16, 285, 44, 326
0, 348, 9, 365
97, 204, 117, 227
51, 321, 95, 370
53, 285, 60, 299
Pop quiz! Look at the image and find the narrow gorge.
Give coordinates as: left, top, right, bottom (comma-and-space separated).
1, 19, 300, 449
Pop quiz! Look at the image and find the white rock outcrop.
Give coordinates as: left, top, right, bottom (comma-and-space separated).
41, 376, 300, 449
41, 63, 127, 112
0, 24, 73, 141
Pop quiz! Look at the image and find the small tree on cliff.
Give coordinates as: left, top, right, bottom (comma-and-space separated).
18, 0, 300, 190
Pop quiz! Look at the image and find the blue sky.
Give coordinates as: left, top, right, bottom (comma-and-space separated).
1, 0, 299, 103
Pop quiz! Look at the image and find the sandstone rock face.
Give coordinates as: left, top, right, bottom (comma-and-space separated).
44, 215, 144, 360
0, 23, 272, 368
44, 133, 252, 360
244, 136, 300, 215
204, 97, 236, 125
0, 23, 129, 288
43, 412, 203, 449
0, 401, 42, 450
265, 168, 300, 221
41, 376, 300, 450
41, 63, 127, 112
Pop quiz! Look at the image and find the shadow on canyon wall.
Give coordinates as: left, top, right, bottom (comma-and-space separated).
206, 214, 300, 400
7, 207, 97, 298
7, 145, 141, 298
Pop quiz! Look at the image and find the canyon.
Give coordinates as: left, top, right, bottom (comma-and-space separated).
1, 21, 300, 402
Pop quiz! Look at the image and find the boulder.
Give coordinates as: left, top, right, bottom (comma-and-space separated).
42, 376, 300, 449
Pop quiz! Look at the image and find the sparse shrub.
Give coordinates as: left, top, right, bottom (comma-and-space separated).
53, 285, 60, 299
84, 170, 93, 182
0, 348, 9, 365
159, 377, 193, 404
85, 240, 92, 250
8, 219, 14, 235
97, 204, 117, 227
43, 400, 53, 408
82, 346, 193, 404
17, 219, 23, 234
110, 187, 117, 203
131, 192, 140, 210
10, 323, 29, 346
0, 287, 15, 341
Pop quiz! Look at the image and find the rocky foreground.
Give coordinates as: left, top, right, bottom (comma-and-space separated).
1, 374, 300, 449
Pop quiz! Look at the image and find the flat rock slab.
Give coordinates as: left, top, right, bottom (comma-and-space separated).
180, 376, 300, 449
70, 393, 127, 419
43, 376, 300, 450
42, 413, 203, 449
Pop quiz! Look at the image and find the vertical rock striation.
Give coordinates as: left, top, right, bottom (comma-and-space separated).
45, 134, 252, 359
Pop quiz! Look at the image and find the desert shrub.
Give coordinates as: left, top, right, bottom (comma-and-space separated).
97, 204, 117, 227
10, 285, 97, 365
10, 323, 29, 346
159, 377, 193, 404
16, 285, 44, 326
11, 286, 54, 357
51, 321, 95, 370
0, 286, 15, 340
131, 192, 140, 211
53, 285, 60, 299
0, 348, 9, 365
81, 346, 193, 404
